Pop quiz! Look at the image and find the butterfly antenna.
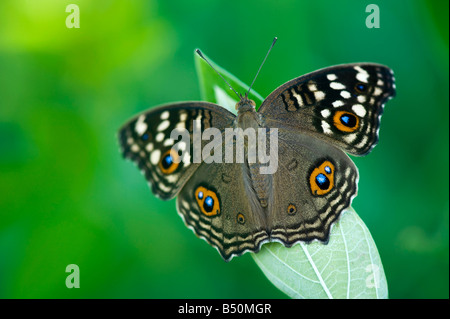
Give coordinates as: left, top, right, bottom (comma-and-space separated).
245, 37, 277, 99
195, 49, 241, 100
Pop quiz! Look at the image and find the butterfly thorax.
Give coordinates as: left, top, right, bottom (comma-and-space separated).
236, 103, 259, 129
236, 98, 264, 131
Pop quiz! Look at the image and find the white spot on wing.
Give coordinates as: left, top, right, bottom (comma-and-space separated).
357, 95, 367, 103
291, 90, 304, 106
321, 109, 331, 118
159, 183, 172, 192
352, 104, 367, 117
330, 82, 346, 90
181, 200, 190, 209
156, 132, 165, 142
166, 174, 178, 183
131, 144, 139, 152
355, 136, 368, 149
175, 121, 186, 130
321, 120, 332, 134
135, 115, 147, 136
340, 91, 351, 99
332, 100, 344, 107
160, 111, 170, 120
163, 138, 174, 146
314, 91, 325, 101
354, 66, 369, 83
356, 72, 369, 83
327, 74, 337, 81
344, 134, 357, 144
150, 149, 161, 165
180, 112, 188, 121
373, 87, 382, 96
145, 143, 154, 152
345, 168, 351, 178
308, 83, 317, 91
157, 120, 170, 132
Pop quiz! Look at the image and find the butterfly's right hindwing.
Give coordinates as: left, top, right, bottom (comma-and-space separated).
268, 130, 359, 245
118, 102, 235, 200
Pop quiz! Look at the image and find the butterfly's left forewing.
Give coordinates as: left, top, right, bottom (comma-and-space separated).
118, 102, 235, 199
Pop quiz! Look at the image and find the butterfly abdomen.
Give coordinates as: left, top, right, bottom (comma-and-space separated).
247, 161, 271, 209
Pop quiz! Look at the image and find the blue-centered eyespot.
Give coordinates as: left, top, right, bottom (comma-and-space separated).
309, 160, 335, 196
340, 114, 357, 127
203, 196, 214, 213
195, 186, 220, 217
333, 110, 359, 132
355, 83, 368, 93
162, 153, 173, 169
159, 149, 180, 174
315, 173, 330, 190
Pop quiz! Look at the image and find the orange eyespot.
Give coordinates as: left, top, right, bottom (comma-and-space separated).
236, 213, 245, 224
195, 186, 220, 217
159, 149, 180, 174
287, 204, 297, 215
309, 160, 335, 196
333, 111, 359, 132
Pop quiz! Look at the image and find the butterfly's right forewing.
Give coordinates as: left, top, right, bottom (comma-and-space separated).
259, 63, 396, 156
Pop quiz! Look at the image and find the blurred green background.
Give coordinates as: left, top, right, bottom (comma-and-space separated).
0, 0, 448, 298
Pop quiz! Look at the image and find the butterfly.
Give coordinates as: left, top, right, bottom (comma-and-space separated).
118, 51, 395, 262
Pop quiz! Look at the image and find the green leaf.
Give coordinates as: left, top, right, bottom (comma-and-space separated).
194, 50, 264, 113
194, 51, 388, 299
252, 208, 388, 299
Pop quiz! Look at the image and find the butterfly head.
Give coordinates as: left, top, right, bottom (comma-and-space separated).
235, 97, 256, 111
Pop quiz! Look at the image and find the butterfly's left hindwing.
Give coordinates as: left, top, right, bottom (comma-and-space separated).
176, 161, 270, 261
118, 102, 235, 200
259, 63, 396, 156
